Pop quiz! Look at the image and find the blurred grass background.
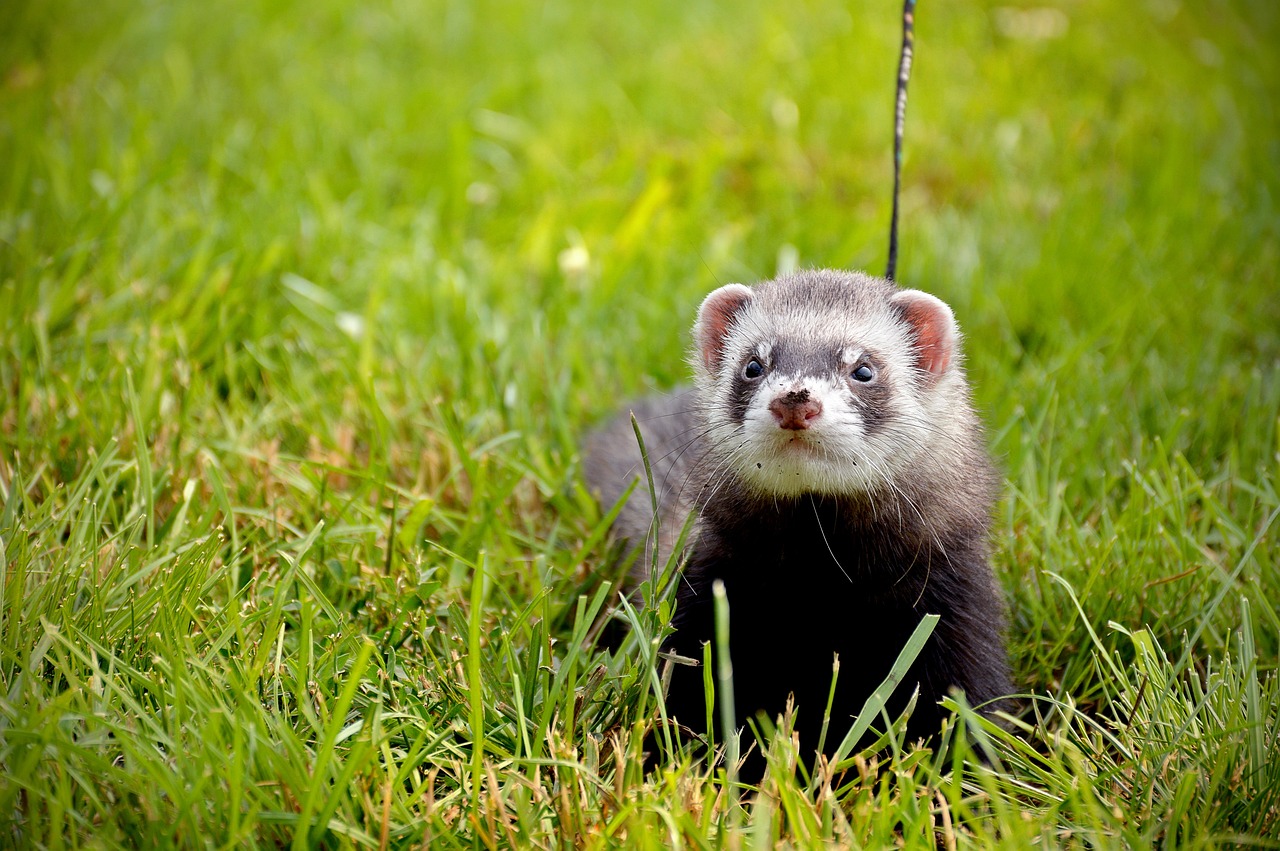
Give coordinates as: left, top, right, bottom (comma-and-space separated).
2, 0, 1278, 846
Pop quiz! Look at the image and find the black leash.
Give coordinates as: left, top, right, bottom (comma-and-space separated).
885, 0, 916, 282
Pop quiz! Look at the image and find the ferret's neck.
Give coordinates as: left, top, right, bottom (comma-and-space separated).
701, 480, 933, 543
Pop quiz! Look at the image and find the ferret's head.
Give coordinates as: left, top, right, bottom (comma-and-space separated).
691, 269, 970, 499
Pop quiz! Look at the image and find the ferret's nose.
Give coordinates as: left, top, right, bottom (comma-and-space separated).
769, 390, 823, 430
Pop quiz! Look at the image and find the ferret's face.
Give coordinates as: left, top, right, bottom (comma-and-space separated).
692, 273, 959, 499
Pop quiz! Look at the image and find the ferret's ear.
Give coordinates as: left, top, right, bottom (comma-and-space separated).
694, 284, 754, 373
890, 289, 957, 382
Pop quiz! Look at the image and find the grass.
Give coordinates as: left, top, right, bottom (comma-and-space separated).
2, 0, 1278, 846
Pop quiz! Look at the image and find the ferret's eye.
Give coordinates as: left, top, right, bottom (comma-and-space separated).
851, 364, 875, 382
743, 358, 765, 380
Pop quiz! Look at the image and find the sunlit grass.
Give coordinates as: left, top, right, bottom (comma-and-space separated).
2, 0, 1277, 846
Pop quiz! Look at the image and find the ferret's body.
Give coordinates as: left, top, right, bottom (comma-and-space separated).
584, 269, 1010, 762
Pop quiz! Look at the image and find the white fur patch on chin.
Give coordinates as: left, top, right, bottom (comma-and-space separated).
727, 416, 880, 498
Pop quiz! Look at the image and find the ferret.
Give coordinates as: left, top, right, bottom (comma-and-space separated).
584, 268, 1010, 769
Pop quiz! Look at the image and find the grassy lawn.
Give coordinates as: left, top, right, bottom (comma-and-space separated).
2, 0, 1278, 846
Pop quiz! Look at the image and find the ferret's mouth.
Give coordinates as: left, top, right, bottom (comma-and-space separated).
777, 434, 820, 453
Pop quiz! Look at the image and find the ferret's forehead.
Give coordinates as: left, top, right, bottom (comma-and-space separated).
738, 299, 906, 355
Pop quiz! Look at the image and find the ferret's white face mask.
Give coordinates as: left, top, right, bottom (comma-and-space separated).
691, 274, 962, 499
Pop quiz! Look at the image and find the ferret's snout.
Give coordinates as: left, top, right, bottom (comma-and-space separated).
769, 389, 823, 430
